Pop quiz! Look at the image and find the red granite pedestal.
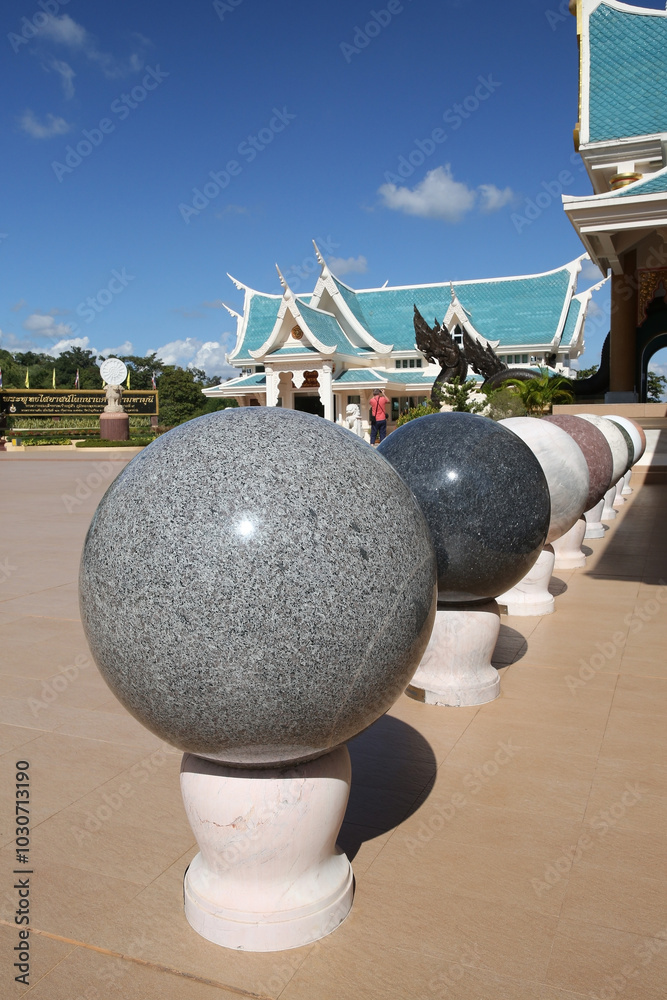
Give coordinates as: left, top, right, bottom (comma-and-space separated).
99, 413, 129, 441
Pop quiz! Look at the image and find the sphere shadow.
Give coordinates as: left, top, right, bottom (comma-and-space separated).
491, 624, 528, 669
549, 576, 568, 597
338, 714, 437, 863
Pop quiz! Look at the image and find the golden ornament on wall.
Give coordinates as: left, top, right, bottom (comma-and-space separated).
291, 325, 304, 340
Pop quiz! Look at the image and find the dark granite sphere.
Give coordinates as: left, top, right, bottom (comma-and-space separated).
544, 414, 614, 510
79, 408, 437, 767
377, 412, 551, 604
607, 415, 643, 464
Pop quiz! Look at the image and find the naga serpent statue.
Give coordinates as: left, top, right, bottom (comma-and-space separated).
413, 305, 539, 404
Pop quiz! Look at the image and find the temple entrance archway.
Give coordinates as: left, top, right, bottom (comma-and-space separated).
294, 394, 325, 417
636, 297, 667, 402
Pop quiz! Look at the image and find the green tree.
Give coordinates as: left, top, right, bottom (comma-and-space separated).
119, 352, 165, 390
647, 370, 667, 402
55, 347, 103, 388
500, 368, 574, 415
485, 385, 528, 420
156, 368, 237, 426
396, 399, 441, 426
439, 376, 486, 413
575, 364, 599, 380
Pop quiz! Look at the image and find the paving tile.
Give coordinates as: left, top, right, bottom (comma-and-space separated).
0, 922, 74, 996
546, 918, 667, 999
14, 944, 248, 1000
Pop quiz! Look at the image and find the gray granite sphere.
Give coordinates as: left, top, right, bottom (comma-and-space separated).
499, 417, 589, 543
607, 415, 643, 464
79, 408, 437, 767
378, 412, 551, 604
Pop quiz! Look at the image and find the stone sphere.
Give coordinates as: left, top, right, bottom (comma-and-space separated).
543, 414, 614, 511
499, 417, 589, 543
576, 415, 629, 482
79, 408, 437, 767
607, 414, 643, 464
377, 413, 550, 604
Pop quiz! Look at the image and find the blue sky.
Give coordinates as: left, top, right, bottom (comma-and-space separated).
3, 0, 666, 378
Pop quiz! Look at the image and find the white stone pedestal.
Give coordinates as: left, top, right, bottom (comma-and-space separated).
496, 546, 555, 617
601, 485, 618, 521
552, 518, 587, 569
180, 747, 354, 952
613, 477, 627, 508
408, 601, 500, 707
584, 499, 606, 538
622, 469, 633, 496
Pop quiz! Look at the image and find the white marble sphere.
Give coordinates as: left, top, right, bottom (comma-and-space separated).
79, 408, 437, 767
576, 415, 631, 481
499, 417, 590, 544
607, 415, 643, 464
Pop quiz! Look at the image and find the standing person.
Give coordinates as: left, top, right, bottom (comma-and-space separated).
369, 387, 390, 445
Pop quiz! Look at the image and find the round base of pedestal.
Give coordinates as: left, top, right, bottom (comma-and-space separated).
184, 859, 354, 953
99, 413, 129, 441
180, 746, 354, 952
408, 601, 501, 707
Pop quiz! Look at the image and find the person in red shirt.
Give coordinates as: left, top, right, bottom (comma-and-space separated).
369, 388, 390, 445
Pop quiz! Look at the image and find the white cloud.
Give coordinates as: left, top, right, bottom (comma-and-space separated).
19, 109, 71, 139
327, 255, 368, 276
22, 312, 75, 339
45, 337, 92, 357
11, 300, 27, 312
48, 58, 76, 99
378, 166, 476, 222
581, 258, 606, 282
35, 15, 148, 80
38, 14, 87, 47
478, 184, 514, 212
378, 165, 515, 223
151, 337, 237, 377
99, 341, 133, 358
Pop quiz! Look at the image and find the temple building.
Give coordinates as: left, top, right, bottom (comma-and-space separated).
564, 0, 667, 401
204, 248, 599, 429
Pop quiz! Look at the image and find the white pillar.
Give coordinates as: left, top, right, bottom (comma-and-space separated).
265, 368, 279, 408
552, 517, 587, 569
584, 499, 606, 538
318, 364, 334, 422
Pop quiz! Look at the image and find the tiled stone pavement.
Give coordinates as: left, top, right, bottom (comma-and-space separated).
1, 452, 665, 998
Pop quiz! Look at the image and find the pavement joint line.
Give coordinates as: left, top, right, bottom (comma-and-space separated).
0, 920, 273, 998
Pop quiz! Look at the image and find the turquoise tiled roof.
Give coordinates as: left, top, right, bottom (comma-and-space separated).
297, 300, 368, 356
560, 298, 582, 347
224, 373, 266, 387
333, 368, 385, 384
234, 294, 281, 360
341, 266, 572, 349
266, 345, 319, 356
333, 368, 434, 386
616, 169, 667, 197
588, 4, 667, 143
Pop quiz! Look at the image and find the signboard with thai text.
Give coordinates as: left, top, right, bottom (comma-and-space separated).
0, 390, 158, 416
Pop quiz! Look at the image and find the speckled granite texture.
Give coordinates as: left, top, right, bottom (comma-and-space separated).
607, 415, 644, 464
499, 417, 589, 543
378, 413, 550, 604
79, 408, 437, 767
544, 415, 614, 510
576, 415, 631, 482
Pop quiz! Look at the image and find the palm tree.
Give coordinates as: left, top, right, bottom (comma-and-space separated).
500, 368, 574, 415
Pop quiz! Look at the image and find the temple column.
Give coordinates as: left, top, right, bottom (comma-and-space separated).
318, 364, 334, 422
607, 250, 638, 401
265, 368, 279, 408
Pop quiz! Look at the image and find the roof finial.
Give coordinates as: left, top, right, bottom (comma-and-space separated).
449, 282, 456, 303
227, 273, 248, 292
276, 264, 293, 297
312, 240, 326, 267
